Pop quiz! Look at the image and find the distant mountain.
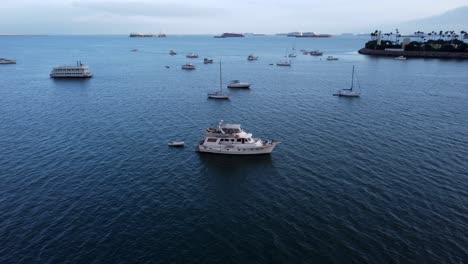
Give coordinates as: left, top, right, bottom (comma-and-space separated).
396, 6, 468, 33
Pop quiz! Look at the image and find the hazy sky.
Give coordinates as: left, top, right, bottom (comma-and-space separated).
1, 0, 467, 34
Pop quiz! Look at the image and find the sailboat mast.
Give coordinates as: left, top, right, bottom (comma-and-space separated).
351, 65, 355, 90
219, 61, 222, 92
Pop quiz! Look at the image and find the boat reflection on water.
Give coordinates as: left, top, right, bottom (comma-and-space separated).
198, 153, 274, 171
197, 153, 277, 199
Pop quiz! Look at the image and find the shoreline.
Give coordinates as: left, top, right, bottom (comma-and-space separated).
358, 48, 468, 59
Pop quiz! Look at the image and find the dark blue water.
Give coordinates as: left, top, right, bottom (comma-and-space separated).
1, 35, 467, 263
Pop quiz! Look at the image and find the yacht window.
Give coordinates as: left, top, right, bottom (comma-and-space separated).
237, 139, 242, 142
231, 139, 234, 142
207, 138, 217, 143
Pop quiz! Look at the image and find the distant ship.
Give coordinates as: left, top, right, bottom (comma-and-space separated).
214, 33, 245, 38
295, 32, 332, 38
129, 32, 167, 37
129, 33, 155, 37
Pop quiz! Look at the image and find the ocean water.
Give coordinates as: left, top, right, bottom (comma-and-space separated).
0, 35, 467, 263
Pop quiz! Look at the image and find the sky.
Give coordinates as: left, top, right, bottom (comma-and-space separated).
0, 0, 467, 34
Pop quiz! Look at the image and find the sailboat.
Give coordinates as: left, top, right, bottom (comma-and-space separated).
333, 65, 361, 97
208, 62, 229, 99
276, 58, 291, 66
288, 41, 297, 57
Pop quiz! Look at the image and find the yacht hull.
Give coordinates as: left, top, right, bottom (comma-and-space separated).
197, 142, 278, 155
50, 74, 93, 78
227, 84, 250, 88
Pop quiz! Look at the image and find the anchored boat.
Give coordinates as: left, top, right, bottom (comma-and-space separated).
333, 65, 361, 97
197, 121, 279, 155
227, 80, 251, 89
208, 62, 229, 99
50, 61, 93, 78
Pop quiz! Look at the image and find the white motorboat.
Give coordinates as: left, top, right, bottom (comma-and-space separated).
394, 56, 407, 60
168, 141, 185, 147
186, 53, 199, 58
169, 50, 177, 55
208, 62, 229, 99
288, 53, 297, 58
197, 121, 279, 155
181, 63, 196, 70
247, 54, 258, 61
333, 65, 361, 97
326, 56, 338, 61
227, 80, 251, 89
276, 61, 291, 66
0, 58, 16, 64
50, 61, 93, 78
204, 58, 214, 64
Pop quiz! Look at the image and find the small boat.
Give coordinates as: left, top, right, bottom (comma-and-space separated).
394, 56, 407, 60
277, 48, 292, 66
168, 141, 184, 147
181, 63, 195, 70
227, 80, 251, 89
208, 62, 229, 99
276, 61, 291, 66
0, 58, 16, 64
326, 56, 338, 61
169, 50, 177, 55
333, 65, 360, 97
288, 53, 297, 58
208, 91, 230, 99
247, 54, 258, 61
204, 58, 214, 64
165, 66, 170, 69
310, 50, 323, 56
186, 53, 199, 58
131, 49, 138, 52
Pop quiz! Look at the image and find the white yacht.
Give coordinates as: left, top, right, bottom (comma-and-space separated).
227, 80, 251, 89
333, 65, 361, 97
197, 121, 279, 155
169, 50, 177, 55
0, 58, 16, 64
186, 53, 199, 58
181, 63, 196, 70
50, 61, 93, 78
326, 56, 338, 61
276, 61, 291, 66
